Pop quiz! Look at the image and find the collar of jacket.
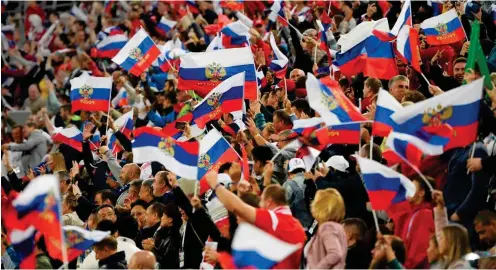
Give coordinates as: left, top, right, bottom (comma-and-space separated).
273, 206, 292, 215
117, 236, 136, 246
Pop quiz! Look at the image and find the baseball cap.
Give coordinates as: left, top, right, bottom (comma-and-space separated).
288, 158, 306, 173
325, 155, 349, 172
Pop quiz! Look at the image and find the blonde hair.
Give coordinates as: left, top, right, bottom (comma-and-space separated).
50, 152, 67, 173
441, 224, 471, 268
311, 188, 345, 223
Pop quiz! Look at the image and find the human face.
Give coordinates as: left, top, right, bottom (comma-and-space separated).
94, 247, 111, 261
152, 175, 165, 197
11, 127, 23, 143
390, 80, 409, 102
28, 85, 39, 100
453, 62, 466, 84
474, 221, 496, 247
253, 160, 263, 176
127, 186, 139, 204
98, 207, 117, 223
131, 205, 146, 229
23, 125, 34, 138
139, 185, 153, 201
120, 165, 130, 184
94, 193, 103, 207
407, 180, 424, 205
160, 213, 173, 228
46, 155, 55, 171
427, 238, 440, 264
272, 115, 282, 133
87, 213, 97, 230
145, 207, 159, 227
290, 69, 304, 81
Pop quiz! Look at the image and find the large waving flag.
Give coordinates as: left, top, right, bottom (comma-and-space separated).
192, 72, 245, 129
12, 175, 63, 260
219, 223, 301, 269
420, 9, 465, 45
306, 73, 367, 126
332, 44, 366, 77
396, 25, 421, 72
390, 0, 412, 37
391, 78, 484, 150
220, 21, 250, 48
114, 108, 134, 138
93, 26, 128, 59
356, 156, 416, 210
52, 126, 83, 152
9, 226, 37, 269
373, 89, 403, 137
268, 32, 288, 79
64, 226, 110, 261
178, 47, 257, 100
365, 19, 398, 80
70, 74, 112, 113
292, 117, 324, 138
313, 122, 361, 145
385, 131, 443, 168
133, 127, 199, 179
112, 28, 161, 76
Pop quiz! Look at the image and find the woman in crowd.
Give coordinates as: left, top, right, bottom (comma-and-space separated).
61, 193, 84, 227
46, 152, 66, 173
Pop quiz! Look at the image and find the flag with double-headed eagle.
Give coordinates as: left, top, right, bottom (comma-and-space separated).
132, 127, 199, 179
63, 226, 110, 261
420, 8, 465, 45
112, 28, 161, 76
191, 72, 245, 129
70, 74, 112, 113
178, 47, 257, 100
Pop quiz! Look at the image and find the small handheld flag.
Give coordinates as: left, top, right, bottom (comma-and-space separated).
70, 75, 112, 113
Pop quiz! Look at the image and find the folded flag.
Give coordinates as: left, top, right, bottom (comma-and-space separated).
9, 226, 37, 269
114, 108, 134, 138
112, 28, 161, 76
356, 156, 416, 210
133, 127, 199, 179
268, 32, 288, 79
52, 126, 83, 152
332, 43, 366, 77
267, 0, 286, 31
220, 21, 250, 48
316, 19, 330, 52
206, 34, 225, 52
178, 47, 257, 100
306, 73, 367, 126
70, 74, 112, 113
64, 226, 110, 261
372, 89, 403, 137
296, 146, 321, 172
111, 88, 128, 108
192, 72, 244, 129
420, 8, 465, 45
396, 25, 421, 72
12, 175, 63, 260
391, 78, 484, 150
313, 122, 361, 145
157, 16, 177, 34
226, 223, 301, 269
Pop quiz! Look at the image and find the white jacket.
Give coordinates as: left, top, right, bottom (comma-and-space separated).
78, 237, 140, 269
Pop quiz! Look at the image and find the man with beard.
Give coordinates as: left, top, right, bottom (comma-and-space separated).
474, 210, 496, 251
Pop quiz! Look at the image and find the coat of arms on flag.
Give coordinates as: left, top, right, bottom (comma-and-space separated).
206, 62, 227, 82
158, 137, 175, 156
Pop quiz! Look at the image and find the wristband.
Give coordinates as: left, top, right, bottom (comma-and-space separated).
214, 183, 223, 191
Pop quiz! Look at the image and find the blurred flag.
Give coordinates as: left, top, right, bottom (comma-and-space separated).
52, 126, 83, 152
268, 32, 288, 79
9, 226, 37, 269
372, 89, 402, 137
63, 226, 110, 261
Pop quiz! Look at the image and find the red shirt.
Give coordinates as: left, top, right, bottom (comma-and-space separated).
254, 206, 306, 269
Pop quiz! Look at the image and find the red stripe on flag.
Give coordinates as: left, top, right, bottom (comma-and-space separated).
128, 45, 161, 76
71, 100, 109, 113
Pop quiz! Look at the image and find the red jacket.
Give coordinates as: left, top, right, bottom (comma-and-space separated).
251, 39, 271, 67
386, 201, 435, 269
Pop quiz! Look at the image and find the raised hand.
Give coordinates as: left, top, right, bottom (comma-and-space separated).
82, 123, 94, 141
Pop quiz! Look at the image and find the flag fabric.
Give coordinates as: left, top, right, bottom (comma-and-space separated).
268, 32, 289, 79
428, 0, 444, 16
9, 226, 37, 269
390, 0, 412, 36
220, 21, 250, 48
153, 46, 186, 72
206, 34, 225, 52
70, 75, 112, 113
107, 129, 122, 155
365, 19, 398, 80
313, 122, 361, 145
316, 20, 330, 52
52, 126, 83, 152
292, 117, 324, 137
295, 145, 321, 172
372, 89, 403, 137
64, 226, 110, 261
114, 108, 134, 138
186, 0, 200, 14
191, 72, 245, 128
12, 175, 63, 260
267, 0, 286, 31
112, 28, 161, 76
93, 32, 128, 59
385, 131, 445, 168
491, 4, 496, 25
157, 17, 177, 33
226, 223, 300, 269
396, 25, 421, 72
391, 78, 484, 150
111, 88, 128, 108
336, 20, 377, 54
332, 44, 366, 77
240, 143, 250, 181
177, 47, 257, 100
465, 19, 493, 89
132, 127, 199, 179
306, 73, 367, 126
235, 11, 253, 28
420, 9, 465, 45
90, 129, 101, 151
161, 113, 194, 139
198, 129, 239, 184
220, 0, 244, 11
356, 156, 416, 210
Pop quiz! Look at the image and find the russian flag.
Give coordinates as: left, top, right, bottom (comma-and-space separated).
2, 24, 15, 40
94, 34, 128, 59
427, 0, 444, 16
385, 131, 444, 168
157, 16, 177, 33
420, 8, 465, 46
192, 72, 245, 128
132, 127, 199, 179
295, 145, 321, 172
206, 34, 225, 52
235, 11, 253, 28
313, 122, 361, 145
178, 47, 257, 100
396, 25, 421, 72
391, 78, 484, 151
103, 0, 115, 15
221, 223, 301, 269
332, 44, 366, 77
70, 75, 112, 113
316, 20, 330, 52
292, 117, 324, 137
9, 226, 37, 269
356, 156, 416, 210
107, 129, 122, 155
220, 0, 244, 11
364, 19, 398, 80
268, 32, 288, 79
154, 47, 186, 72
52, 126, 83, 152
161, 113, 194, 139
90, 129, 101, 151
267, 0, 286, 31
306, 73, 367, 127
391, 0, 412, 36
12, 175, 63, 260
111, 88, 128, 108
185, 0, 199, 14
112, 28, 161, 76
114, 108, 134, 138
198, 129, 240, 192
373, 89, 403, 137
63, 226, 110, 261
220, 21, 250, 48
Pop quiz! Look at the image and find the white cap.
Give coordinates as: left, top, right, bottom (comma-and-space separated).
325, 156, 349, 172
288, 158, 306, 173
218, 173, 232, 186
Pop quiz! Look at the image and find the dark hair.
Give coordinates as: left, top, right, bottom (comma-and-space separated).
163, 203, 182, 229
342, 218, 368, 240
273, 109, 292, 126
289, 168, 305, 175
164, 90, 177, 104
360, 144, 382, 163
403, 91, 426, 103
130, 179, 143, 191
218, 162, 232, 174
36, 236, 48, 254
263, 184, 287, 206
155, 171, 171, 188
115, 215, 138, 239
95, 189, 117, 205
295, 76, 306, 89
390, 236, 406, 264
96, 220, 117, 235
453, 57, 467, 66
252, 145, 274, 164
412, 176, 435, 203
148, 202, 166, 218
97, 204, 115, 215
240, 192, 261, 207
131, 199, 149, 210
291, 98, 311, 116
93, 236, 118, 251
364, 77, 382, 93
11, 125, 22, 131
474, 210, 496, 225
60, 104, 72, 113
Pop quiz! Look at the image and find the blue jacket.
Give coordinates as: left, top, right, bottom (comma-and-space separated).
147, 110, 176, 127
